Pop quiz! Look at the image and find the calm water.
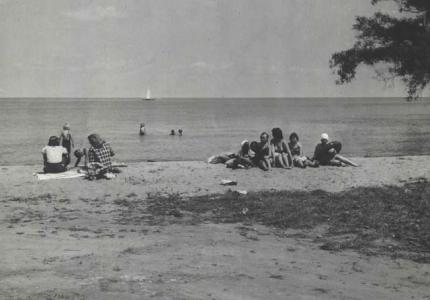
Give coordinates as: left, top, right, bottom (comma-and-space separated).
0, 98, 429, 166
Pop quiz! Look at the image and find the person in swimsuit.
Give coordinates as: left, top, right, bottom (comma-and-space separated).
270, 128, 292, 169
250, 132, 272, 171
226, 140, 254, 169
312, 133, 358, 167
59, 123, 74, 168
139, 123, 146, 135
288, 132, 318, 168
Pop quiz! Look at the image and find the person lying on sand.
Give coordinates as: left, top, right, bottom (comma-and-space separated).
87, 134, 120, 179
270, 128, 292, 169
312, 133, 358, 167
288, 132, 318, 168
225, 140, 254, 169
42, 136, 68, 173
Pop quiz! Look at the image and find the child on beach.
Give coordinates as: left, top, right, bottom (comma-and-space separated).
312, 133, 359, 167
59, 123, 74, 167
288, 132, 318, 168
270, 128, 293, 169
250, 132, 272, 171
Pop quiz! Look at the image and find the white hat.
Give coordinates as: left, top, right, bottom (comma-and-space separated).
321, 133, 329, 141
241, 140, 249, 146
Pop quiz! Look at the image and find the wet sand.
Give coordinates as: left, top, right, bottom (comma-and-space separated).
0, 156, 429, 299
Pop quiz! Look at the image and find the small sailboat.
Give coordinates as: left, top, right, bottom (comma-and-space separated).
143, 88, 155, 101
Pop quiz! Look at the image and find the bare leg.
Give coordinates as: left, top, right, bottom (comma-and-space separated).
305, 159, 319, 168
264, 158, 272, 170
281, 153, 291, 169
334, 154, 359, 167
258, 160, 269, 171
294, 158, 305, 168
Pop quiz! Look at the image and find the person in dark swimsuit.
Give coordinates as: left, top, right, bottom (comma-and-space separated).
312, 133, 358, 167
250, 132, 272, 171
59, 123, 74, 167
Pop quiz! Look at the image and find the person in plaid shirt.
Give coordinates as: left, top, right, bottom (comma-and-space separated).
87, 134, 115, 174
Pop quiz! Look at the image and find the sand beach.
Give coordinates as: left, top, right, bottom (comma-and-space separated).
1, 155, 429, 299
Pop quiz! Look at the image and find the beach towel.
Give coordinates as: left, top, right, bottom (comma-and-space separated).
34, 169, 86, 181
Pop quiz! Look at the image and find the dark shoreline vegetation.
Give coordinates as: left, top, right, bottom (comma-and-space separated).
118, 180, 430, 263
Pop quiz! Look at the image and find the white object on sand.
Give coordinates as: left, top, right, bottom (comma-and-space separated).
35, 169, 86, 181
220, 179, 237, 186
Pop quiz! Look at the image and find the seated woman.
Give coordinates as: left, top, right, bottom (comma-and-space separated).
225, 140, 254, 169
250, 132, 272, 171
87, 133, 118, 178
288, 132, 318, 168
42, 136, 68, 173
270, 128, 292, 169
312, 133, 358, 167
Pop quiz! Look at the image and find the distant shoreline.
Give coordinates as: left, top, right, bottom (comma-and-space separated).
1, 96, 428, 100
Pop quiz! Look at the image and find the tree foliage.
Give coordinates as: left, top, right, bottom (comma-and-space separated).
330, 0, 430, 100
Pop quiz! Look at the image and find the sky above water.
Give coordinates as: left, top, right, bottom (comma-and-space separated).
0, 0, 426, 98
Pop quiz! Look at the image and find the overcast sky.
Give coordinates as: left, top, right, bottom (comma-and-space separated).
0, 0, 424, 98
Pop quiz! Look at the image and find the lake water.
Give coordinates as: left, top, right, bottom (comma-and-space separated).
0, 98, 429, 166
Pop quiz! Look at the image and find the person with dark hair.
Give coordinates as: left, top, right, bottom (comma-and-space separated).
41, 136, 68, 173
170, 129, 175, 136
288, 132, 318, 168
87, 134, 118, 178
312, 133, 358, 167
178, 129, 183, 136
250, 132, 272, 171
270, 128, 292, 169
74, 149, 85, 167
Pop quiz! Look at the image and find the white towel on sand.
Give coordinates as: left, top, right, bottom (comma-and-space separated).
35, 169, 86, 181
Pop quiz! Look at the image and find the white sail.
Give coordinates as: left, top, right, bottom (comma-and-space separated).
146, 88, 151, 99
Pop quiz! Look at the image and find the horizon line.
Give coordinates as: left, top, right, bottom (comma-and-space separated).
0, 96, 416, 100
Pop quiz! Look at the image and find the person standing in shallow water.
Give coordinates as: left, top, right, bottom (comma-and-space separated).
59, 123, 74, 167
178, 129, 183, 136
139, 123, 145, 135
170, 129, 175, 136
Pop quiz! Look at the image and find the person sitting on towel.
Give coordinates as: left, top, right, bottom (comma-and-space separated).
42, 136, 68, 173
312, 133, 358, 167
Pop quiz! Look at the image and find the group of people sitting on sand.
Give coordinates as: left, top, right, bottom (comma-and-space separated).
41, 123, 119, 179
208, 128, 358, 171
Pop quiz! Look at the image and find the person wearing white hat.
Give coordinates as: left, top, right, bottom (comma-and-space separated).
312, 133, 358, 167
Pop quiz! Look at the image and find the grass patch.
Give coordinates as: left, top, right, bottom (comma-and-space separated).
134, 181, 430, 262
